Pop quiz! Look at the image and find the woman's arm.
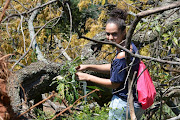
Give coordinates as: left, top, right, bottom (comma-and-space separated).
77, 64, 111, 74
76, 72, 120, 89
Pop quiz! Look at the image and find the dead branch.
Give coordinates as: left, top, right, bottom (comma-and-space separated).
162, 65, 180, 73
54, 35, 72, 61
66, 2, 72, 44
137, 1, 180, 17
50, 89, 99, 120
0, 0, 11, 23
52, 2, 72, 62
79, 36, 180, 65
42, 94, 59, 111
62, 99, 72, 113
19, 84, 27, 105
125, 1, 180, 54
166, 114, 180, 120
18, 91, 55, 118
126, 71, 137, 120
20, 16, 26, 53
163, 86, 180, 98
125, 1, 180, 120
11, 15, 62, 70
13, 0, 29, 10
1, 0, 57, 23
28, 2, 47, 62
166, 100, 180, 116
0, 54, 13, 61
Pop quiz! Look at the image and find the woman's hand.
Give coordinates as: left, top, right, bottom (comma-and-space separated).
76, 65, 88, 71
75, 72, 90, 81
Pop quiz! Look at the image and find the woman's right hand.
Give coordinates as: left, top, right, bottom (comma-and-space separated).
75, 72, 90, 81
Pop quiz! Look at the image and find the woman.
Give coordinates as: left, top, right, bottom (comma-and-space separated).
76, 8, 144, 120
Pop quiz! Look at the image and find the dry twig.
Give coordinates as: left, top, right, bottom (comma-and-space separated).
18, 91, 56, 118
50, 89, 99, 120
0, 0, 11, 23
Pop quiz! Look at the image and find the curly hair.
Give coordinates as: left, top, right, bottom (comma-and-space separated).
106, 8, 127, 32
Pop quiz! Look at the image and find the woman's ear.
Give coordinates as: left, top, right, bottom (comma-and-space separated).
122, 29, 126, 40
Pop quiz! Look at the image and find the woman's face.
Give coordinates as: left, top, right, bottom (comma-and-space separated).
105, 23, 124, 44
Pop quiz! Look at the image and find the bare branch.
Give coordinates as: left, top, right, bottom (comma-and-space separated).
42, 94, 60, 111
0, 0, 11, 23
50, 89, 99, 120
20, 16, 26, 53
61, 99, 72, 113
54, 35, 72, 61
163, 86, 180, 98
5, 23, 12, 38
13, 0, 29, 10
2, 0, 57, 22
125, 0, 180, 61
126, 71, 137, 120
28, 2, 47, 62
52, 3, 72, 62
166, 100, 180, 116
66, 3, 72, 43
166, 114, 180, 120
79, 36, 180, 65
11, 16, 63, 70
162, 65, 180, 73
18, 91, 56, 118
137, 1, 180, 17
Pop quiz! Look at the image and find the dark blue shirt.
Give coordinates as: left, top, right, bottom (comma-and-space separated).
110, 42, 140, 101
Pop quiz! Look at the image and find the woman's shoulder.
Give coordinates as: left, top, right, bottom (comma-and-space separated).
115, 42, 138, 59
116, 44, 134, 59
116, 51, 125, 59
112, 52, 126, 67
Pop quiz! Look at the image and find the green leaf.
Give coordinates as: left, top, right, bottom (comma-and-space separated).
173, 37, 178, 45
72, 73, 75, 81
73, 56, 81, 62
87, 86, 103, 91
173, 18, 180, 22
155, 26, 161, 33
162, 33, 169, 38
136, 22, 142, 30
168, 31, 172, 35
73, 86, 79, 100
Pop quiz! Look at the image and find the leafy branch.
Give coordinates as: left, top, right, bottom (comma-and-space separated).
51, 56, 87, 104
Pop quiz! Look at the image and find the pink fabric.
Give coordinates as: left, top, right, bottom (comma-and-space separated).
137, 61, 156, 109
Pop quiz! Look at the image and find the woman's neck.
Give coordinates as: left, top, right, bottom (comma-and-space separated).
116, 40, 125, 52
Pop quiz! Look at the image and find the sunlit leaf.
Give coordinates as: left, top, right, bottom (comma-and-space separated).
173, 37, 178, 45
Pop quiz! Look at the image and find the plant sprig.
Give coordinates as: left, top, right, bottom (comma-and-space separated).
51, 56, 87, 104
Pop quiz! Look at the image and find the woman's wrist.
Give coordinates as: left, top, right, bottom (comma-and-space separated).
85, 73, 91, 82
83, 65, 89, 70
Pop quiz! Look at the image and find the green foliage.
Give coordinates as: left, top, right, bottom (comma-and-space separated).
33, 103, 109, 120
56, 0, 101, 37
51, 56, 87, 104
62, 103, 110, 120
33, 108, 54, 120
142, 104, 177, 120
